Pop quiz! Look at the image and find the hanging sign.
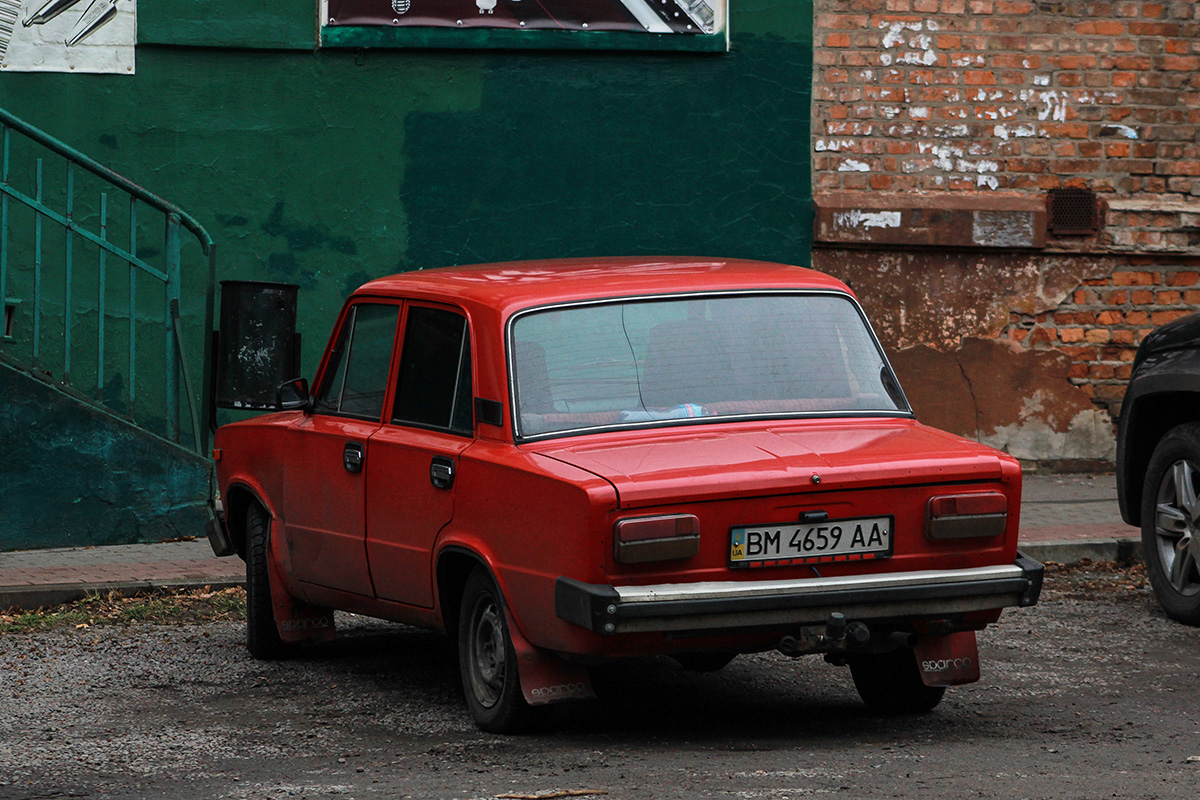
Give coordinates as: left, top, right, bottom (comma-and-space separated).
324, 0, 726, 37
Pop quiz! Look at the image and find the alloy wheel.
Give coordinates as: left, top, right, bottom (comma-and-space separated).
1153, 459, 1200, 597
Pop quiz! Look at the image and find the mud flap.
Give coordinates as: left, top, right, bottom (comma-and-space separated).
267, 540, 336, 645
914, 630, 980, 687
503, 609, 595, 706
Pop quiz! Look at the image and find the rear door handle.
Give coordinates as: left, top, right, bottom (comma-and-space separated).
430, 456, 455, 490
343, 442, 364, 473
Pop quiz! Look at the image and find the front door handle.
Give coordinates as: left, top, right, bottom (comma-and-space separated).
343, 442, 364, 473
430, 456, 455, 490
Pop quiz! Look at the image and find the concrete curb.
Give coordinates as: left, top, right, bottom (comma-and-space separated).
1021, 538, 1142, 567
1, 578, 245, 613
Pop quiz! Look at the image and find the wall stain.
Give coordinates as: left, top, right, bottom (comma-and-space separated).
342, 270, 372, 299
892, 337, 1115, 461
262, 201, 358, 255
267, 252, 318, 290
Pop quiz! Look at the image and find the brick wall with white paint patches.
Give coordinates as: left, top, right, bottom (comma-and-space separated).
811, 0, 1200, 464
813, 0, 1200, 197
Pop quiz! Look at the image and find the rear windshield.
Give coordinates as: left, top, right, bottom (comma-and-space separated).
509, 293, 909, 438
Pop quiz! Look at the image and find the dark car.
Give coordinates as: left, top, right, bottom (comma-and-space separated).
1117, 311, 1200, 625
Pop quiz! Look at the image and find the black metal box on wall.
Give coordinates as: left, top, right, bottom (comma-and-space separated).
214, 281, 301, 411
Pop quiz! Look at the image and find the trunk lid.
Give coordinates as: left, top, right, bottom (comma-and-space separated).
530, 418, 1006, 509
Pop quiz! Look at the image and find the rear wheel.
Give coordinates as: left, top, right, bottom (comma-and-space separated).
1140, 423, 1200, 626
244, 502, 293, 660
848, 647, 946, 715
457, 568, 538, 733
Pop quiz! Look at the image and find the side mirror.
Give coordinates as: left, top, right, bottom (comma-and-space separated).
277, 378, 312, 413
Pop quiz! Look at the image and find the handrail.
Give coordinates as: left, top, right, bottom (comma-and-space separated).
0, 107, 214, 255
0, 106, 217, 454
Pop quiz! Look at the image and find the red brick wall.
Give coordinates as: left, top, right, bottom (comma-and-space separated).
1001, 258, 1200, 416
814, 0, 1200, 197
811, 0, 1200, 463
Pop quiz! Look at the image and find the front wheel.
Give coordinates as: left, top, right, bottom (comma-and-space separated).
457, 568, 538, 733
244, 502, 293, 660
848, 647, 946, 715
1140, 423, 1200, 626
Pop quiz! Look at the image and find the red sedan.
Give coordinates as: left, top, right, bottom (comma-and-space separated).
208, 258, 1042, 732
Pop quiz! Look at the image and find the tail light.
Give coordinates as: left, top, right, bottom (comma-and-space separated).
925, 493, 1007, 540
614, 514, 700, 564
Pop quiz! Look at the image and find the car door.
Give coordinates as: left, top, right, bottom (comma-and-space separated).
282, 301, 400, 595
366, 303, 474, 608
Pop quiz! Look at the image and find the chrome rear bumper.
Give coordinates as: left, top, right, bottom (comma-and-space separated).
555, 552, 1043, 635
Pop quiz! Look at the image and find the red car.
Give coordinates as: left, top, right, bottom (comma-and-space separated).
208, 258, 1042, 732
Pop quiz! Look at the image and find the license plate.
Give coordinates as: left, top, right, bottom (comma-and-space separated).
729, 516, 893, 567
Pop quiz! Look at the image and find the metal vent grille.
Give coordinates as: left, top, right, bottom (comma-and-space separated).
1048, 187, 1101, 235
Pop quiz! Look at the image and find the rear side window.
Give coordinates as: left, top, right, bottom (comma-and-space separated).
392, 306, 473, 435
314, 303, 400, 419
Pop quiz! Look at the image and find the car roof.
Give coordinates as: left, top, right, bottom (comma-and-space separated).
352, 257, 852, 315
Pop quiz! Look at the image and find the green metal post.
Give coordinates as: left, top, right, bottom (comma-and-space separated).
1, 126, 8, 325
64, 163, 74, 383
98, 192, 107, 396
128, 197, 137, 411
32, 158, 41, 367
198, 243, 217, 454
164, 213, 181, 442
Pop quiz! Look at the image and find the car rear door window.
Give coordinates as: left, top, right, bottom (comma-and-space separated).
392, 306, 473, 435
313, 303, 400, 419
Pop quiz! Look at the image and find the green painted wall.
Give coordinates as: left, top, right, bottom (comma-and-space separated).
0, 360, 211, 551
139, 0, 316, 49
0, 2, 813, 547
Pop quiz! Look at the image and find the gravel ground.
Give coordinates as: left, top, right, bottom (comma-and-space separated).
2, 566, 1198, 800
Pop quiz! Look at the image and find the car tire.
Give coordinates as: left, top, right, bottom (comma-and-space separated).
457, 568, 539, 733
1140, 422, 1200, 626
848, 647, 946, 715
245, 502, 293, 660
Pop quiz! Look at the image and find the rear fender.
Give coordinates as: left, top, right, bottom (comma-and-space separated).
437, 542, 593, 705
503, 605, 594, 706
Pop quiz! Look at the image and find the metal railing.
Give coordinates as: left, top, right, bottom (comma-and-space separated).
0, 107, 216, 453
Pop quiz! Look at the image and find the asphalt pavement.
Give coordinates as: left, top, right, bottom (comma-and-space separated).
0, 473, 1138, 612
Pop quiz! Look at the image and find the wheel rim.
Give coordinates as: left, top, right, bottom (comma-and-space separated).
466, 594, 507, 709
1153, 459, 1200, 597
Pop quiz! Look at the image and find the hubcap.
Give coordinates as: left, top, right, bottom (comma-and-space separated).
467, 596, 506, 708
1154, 460, 1200, 597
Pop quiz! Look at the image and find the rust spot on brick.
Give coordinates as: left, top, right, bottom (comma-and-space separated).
814, 247, 1099, 349
891, 338, 1113, 460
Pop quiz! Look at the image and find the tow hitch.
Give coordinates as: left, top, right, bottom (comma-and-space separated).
776, 612, 918, 665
